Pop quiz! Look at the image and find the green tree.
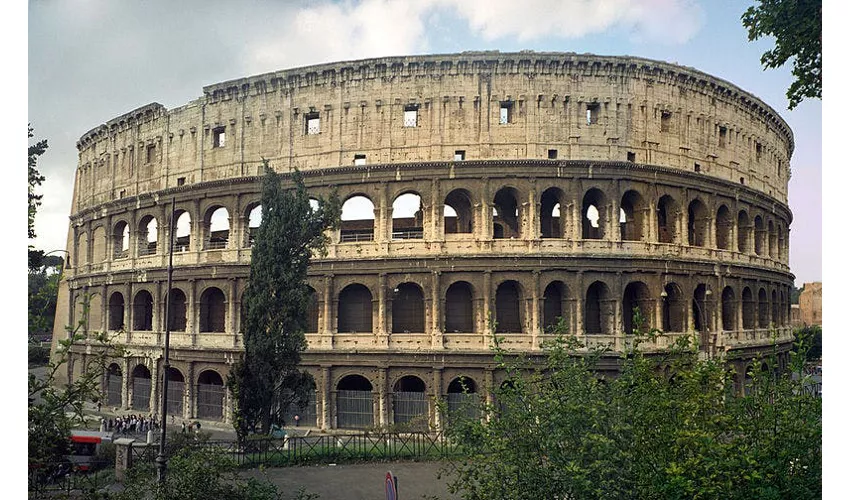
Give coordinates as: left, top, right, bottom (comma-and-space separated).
742, 0, 822, 109
29, 295, 123, 488
227, 162, 340, 438
443, 314, 821, 499
29, 125, 48, 241
29, 254, 64, 339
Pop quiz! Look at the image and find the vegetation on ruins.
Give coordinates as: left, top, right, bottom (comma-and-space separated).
441, 312, 821, 500
227, 161, 340, 438
742, 0, 822, 109
29, 125, 48, 243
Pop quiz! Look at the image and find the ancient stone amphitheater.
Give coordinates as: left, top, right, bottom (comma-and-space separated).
53, 51, 795, 430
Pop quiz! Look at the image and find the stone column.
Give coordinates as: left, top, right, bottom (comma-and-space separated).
122, 357, 131, 410
482, 270, 492, 336
185, 362, 195, 419
378, 368, 389, 427
100, 284, 108, 332
124, 283, 132, 342
323, 275, 334, 344
188, 279, 197, 345
531, 271, 540, 347
377, 273, 388, 345
191, 199, 202, 252
152, 281, 162, 340
431, 271, 443, 348
648, 191, 658, 243
227, 278, 237, 336
483, 369, 495, 421
430, 178, 441, 241
432, 368, 443, 432
149, 360, 160, 418
320, 366, 331, 431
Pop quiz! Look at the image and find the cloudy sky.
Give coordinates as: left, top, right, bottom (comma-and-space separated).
27, 0, 821, 286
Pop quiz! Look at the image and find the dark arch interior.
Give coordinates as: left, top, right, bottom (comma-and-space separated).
495, 281, 522, 333
338, 284, 373, 333
394, 375, 426, 392
392, 282, 425, 333
448, 376, 477, 394
337, 374, 373, 391
445, 282, 474, 333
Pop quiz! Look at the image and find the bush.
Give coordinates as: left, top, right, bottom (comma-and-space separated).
28, 343, 50, 365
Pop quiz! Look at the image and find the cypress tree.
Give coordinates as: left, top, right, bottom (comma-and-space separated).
227, 161, 340, 437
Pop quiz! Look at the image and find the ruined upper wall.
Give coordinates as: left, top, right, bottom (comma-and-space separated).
73, 51, 794, 212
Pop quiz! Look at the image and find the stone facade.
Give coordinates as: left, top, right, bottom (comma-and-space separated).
798, 282, 822, 326
53, 52, 796, 430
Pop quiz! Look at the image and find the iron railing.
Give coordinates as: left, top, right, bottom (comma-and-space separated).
28, 460, 113, 497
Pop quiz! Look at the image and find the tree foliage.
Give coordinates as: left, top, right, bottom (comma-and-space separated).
29, 295, 123, 486
29, 125, 48, 240
29, 255, 64, 338
742, 0, 822, 109
227, 162, 340, 438
442, 314, 821, 499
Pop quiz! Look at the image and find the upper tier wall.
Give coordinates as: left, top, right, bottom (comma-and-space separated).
73, 52, 794, 213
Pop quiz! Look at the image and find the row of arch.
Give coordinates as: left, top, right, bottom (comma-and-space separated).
80, 279, 792, 337
72, 184, 789, 267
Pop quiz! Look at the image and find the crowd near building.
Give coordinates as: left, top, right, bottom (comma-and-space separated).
52, 52, 796, 431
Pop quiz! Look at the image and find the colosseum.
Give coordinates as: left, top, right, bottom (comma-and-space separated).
52, 51, 796, 431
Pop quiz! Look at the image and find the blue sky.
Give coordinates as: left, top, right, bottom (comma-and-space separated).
26, 0, 821, 286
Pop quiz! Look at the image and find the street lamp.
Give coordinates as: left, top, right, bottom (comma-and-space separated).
156, 198, 177, 486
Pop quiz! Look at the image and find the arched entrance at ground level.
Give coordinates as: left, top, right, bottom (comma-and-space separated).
446, 376, 479, 421
197, 370, 225, 420
106, 364, 122, 407
393, 376, 428, 429
336, 375, 374, 429
164, 367, 185, 416
280, 389, 317, 428
131, 365, 152, 411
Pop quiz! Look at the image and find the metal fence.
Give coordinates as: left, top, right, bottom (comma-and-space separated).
107, 373, 122, 406
28, 460, 113, 498
446, 393, 480, 421
132, 377, 151, 411
167, 381, 184, 415
393, 391, 428, 428
337, 390, 373, 429
197, 383, 225, 420
281, 391, 317, 427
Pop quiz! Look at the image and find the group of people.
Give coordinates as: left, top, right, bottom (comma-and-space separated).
102, 414, 159, 435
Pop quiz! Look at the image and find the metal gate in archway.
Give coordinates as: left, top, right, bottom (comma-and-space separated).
337, 390, 373, 429
166, 381, 184, 415
106, 370, 122, 407
132, 376, 151, 411
393, 391, 428, 428
197, 383, 225, 420
281, 391, 317, 427
446, 393, 480, 421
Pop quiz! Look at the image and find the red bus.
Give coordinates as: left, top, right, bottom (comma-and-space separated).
67, 430, 114, 472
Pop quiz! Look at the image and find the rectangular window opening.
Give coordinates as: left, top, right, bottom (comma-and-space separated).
499, 101, 513, 125
627, 151, 636, 163
354, 154, 366, 166
740, 177, 746, 185
212, 127, 226, 148
403, 105, 419, 127
586, 103, 600, 125
305, 112, 321, 135
719, 126, 727, 148
177, 177, 186, 186
694, 163, 701, 172
660, 111, 672, 132
146, 144, 156, 163
547, 149, 558, 159
454, 150, 465, 161
755, 142, 762, 161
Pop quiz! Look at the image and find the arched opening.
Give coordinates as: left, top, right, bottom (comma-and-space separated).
174, 210, 192, 252
540, 187, 565, 238
662, 283, 685, 332
205, 206, 230, 249
131, 365, 151, 411
246, 204, 262, 247
768, 220, 778, 259
113, 221, 130, 259
737, 210, 750, 253
542, 281, 567, 333
623, 281, 653, 334
445, 281, 474, 333
446, 376, 479, 421
132, 290, 153, 331
199, 287, 226, 333
722, 287, 736, 330
393, 375, 428, 428
76, 232, 89, 266
306, 287, 319, 333
166, 289, 187, 332
582, 189, 606, 240
340, 195, 375, 242
164, 367, 184, 416
742, 287, 755, 329
88, 293, 103, 332
197, 370, 225, 420
619, 190, 645, 241
687, 199, 709, 247
493, 187, 521, 239
392, 192, 423, 240
138, 215, 158, 256
392, 282, 425, 333
337, 284, 373, 333
656, 195, 678, 244
692, 284, 710, 332
754, 216, 765, 255
585, 281, 610, 334
716, 205, 733, 250
108, 292, 125, 331
106, 363, 122, 407
495, 280, 522, 333
337, 375, 374, 429
758, 288, 769, 328
444, 189, 473, 234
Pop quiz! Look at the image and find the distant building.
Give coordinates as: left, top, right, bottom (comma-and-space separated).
798, 282, 822, 326
791, 304, 802, 328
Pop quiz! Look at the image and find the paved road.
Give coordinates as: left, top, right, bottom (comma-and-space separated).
243, 461, 461, 500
